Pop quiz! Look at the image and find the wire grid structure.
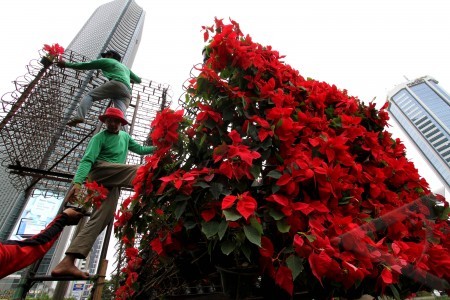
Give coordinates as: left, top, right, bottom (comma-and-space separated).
178, 62, 203, 118
0, 48, 172, 298
0, 49, 171, 201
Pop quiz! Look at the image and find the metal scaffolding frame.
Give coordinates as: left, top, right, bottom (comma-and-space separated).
0, 49, 171, 299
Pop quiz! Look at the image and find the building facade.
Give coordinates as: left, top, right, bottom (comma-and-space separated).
67, 0, 145, 66
0, 151, 24, 241
387, 75, 450, 193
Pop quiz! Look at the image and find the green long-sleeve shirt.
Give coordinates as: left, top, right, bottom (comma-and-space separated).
73, 130, 155, 184
65, 58, 141, 91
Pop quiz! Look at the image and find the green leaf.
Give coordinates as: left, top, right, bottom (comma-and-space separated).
276, 219, 291, 233
338, 196, 352, 205
174, 195, 191, 202
269, 208, 284, 221
202, 221, 220, 239
241, 243, 252, 262
236, 181, 250, 193
204, 118, 217, 129
196, 77, 208, 94
260, 137, 273, 151
271, 184, 280, 194
251, 179, 262, 187
389, 285, 401, 300
325, 105, 335, 119
304, 234, 316, 243
222, 105, 235, 122
266, 170, 282, 179
250, 165, 261, 179
260, 149, 272, 161
174, 201, 187, 220
330, 117, 342, 128
223, 209, 241, 221
249, 217, 263, 234
221, 240, 236, 255
193, 181, 210, 189
197, 133, 207, 149
241, 97, 248, 111
274, 151, 284, 164
283, 245, 295, 255
220, 67, 232, 79
247, 123, 259, 140
210, 182, 224, 199
244, 225, 261, 247
184, 220, 197, 230
218, 220, 228, 240
438, 206, 450, 220
286, 255, 304, 280
156, 190, 171, 204
276, 118, 283, 128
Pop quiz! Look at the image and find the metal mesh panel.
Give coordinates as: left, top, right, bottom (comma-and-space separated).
0, 48, 171, 199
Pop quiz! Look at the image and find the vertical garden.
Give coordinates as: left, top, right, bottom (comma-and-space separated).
114, 18, 450, 299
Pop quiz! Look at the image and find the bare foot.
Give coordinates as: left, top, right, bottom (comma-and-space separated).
51, 257, 89, 279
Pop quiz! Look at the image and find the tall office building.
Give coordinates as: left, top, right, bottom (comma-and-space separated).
387, 75, 450, 193
67, 0, 145, 66
0, 0, 151, 295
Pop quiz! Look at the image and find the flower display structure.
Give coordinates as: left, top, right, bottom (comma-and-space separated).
114, 18, 450, 299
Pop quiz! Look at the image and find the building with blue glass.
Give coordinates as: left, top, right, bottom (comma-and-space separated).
387, 76, 450, 193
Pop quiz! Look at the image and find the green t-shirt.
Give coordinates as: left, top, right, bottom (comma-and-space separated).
65, 58, 141, 91
73, 130, 155, 184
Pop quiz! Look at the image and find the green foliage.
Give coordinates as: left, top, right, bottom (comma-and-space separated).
101, 280, 114, 300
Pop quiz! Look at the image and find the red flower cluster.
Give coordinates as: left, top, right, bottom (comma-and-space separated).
115, 247, 142, 300
114, 18, 450, 299
114, 108, 187, 298
150, 108, 184, 152
43, 43, 64, 60
72, 181, 108, 211
83, 181, 108, 209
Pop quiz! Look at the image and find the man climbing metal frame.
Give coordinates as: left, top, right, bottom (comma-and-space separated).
51, 107, 155, 279
57, 49, 141, 132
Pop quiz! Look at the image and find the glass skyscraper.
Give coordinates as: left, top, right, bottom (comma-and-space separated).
67, 0, 145, 66
387, 75, 450, 193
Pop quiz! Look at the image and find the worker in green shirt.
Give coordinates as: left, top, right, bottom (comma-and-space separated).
57, 49, 141, 129
51, 107, 155, 279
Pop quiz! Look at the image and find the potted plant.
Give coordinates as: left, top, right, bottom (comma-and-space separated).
114, 18, 450, 300
41, 43, 64, 67
68, 181, 109, 213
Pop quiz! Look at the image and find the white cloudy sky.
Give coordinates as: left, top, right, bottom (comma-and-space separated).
1, 0, 448, 190
2, 0, 449, 107
1, 0, 449, 277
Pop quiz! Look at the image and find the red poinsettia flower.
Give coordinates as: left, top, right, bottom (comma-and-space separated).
71, 181, 108, 211
43, 43, 64, 60
222, 192, 257, 220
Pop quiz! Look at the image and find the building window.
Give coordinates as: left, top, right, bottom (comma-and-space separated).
417, 119, 431, 129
